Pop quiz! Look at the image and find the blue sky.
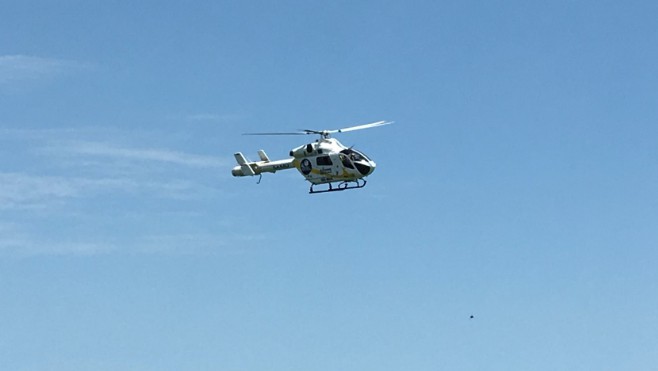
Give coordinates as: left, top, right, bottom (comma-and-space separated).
1, 1, 658, 370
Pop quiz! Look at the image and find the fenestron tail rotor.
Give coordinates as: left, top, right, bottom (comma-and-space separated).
244, 120, 392, 139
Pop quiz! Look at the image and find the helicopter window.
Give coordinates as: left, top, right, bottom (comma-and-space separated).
316, 155, 333, 166
339, 154, 355, 169
340, 149, 369, 162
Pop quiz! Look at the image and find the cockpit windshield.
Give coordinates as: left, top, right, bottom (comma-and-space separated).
340, 148, 370, 162
339, 153, 355, 169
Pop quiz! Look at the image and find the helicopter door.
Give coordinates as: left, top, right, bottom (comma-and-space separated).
339, 153, 355, 170
315, 155, 333, 177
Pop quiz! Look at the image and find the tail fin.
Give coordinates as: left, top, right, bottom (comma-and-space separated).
231, 150, 294, 178
233, 152, 255, 176
257, 150, 270, 162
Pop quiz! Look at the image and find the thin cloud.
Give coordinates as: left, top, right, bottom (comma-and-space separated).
0, 222, 113, 257
0, 221, 239, 258
137, 233, 227, 255
1, 131, 229, 209
0, 55, 87, 84
184, 113, 244, 122
0, 173, 81, 209
0, 173, 129, 209
4, 129, 230, 169
0, 233, 115, 257
60, 141, 227, 168
0, 172, 211, 210
0, 128, 233, 257
0, 126, 239, 257
0, 229, 242, 257
0, 239, 115, 257
160, 112, 247, 123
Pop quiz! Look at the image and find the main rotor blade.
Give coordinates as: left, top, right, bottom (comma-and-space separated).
331, 120, 393, 134
300, 129, 331, 136
243, 120, 392, 137
242, 132, 307, 136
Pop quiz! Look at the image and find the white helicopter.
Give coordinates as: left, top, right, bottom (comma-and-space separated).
231, 120, 391, 194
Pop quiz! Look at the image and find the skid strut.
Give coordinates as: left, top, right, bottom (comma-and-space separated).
309, 179, 367, 194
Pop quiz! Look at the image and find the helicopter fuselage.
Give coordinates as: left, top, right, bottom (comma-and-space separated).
231, 120, 389, 193
289, 138, 376, 185
231, 138, 376, 187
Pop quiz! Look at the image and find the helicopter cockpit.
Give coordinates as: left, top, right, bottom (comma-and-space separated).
340, 148, 374, 176
340, 148, 370, 161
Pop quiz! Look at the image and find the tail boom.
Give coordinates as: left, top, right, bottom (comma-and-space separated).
231, 151, 295, 177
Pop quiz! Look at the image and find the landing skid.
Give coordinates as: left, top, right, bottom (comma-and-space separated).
309, 179, 367, 194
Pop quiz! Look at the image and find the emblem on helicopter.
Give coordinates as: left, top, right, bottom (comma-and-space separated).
231, 120, 392, 194
300, 159, 312, 175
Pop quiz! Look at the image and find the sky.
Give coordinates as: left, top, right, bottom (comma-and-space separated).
1, 0, 658, 370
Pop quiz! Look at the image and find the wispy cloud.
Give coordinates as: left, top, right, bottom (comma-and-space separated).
0, 239, 115, 257
0, 127, 237, 257
136, 233, 227, 255
183, 113, 245, 122
53, 141, 227, 168
0, 172, 216, 210
0, 55, 87, 84
1, 130, 230, 208
0, 173, 81, 209
0, 172, 131, 209
0, 222, 115, 257
0, 229, 248, 258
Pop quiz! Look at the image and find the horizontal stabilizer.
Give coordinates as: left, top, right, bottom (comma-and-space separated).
231, 151, 294, 177
234, 152, 249, 166
240, 164, 255, 176
234, 152, 255, 176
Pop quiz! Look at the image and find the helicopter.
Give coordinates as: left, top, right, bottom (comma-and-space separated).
231, 120, 391, 194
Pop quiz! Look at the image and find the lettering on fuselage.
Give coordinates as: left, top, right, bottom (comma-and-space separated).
273, 163, 292, 170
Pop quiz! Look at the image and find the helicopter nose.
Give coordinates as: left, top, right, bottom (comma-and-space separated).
355, 160, 376, 176
368, 160, 376, 175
